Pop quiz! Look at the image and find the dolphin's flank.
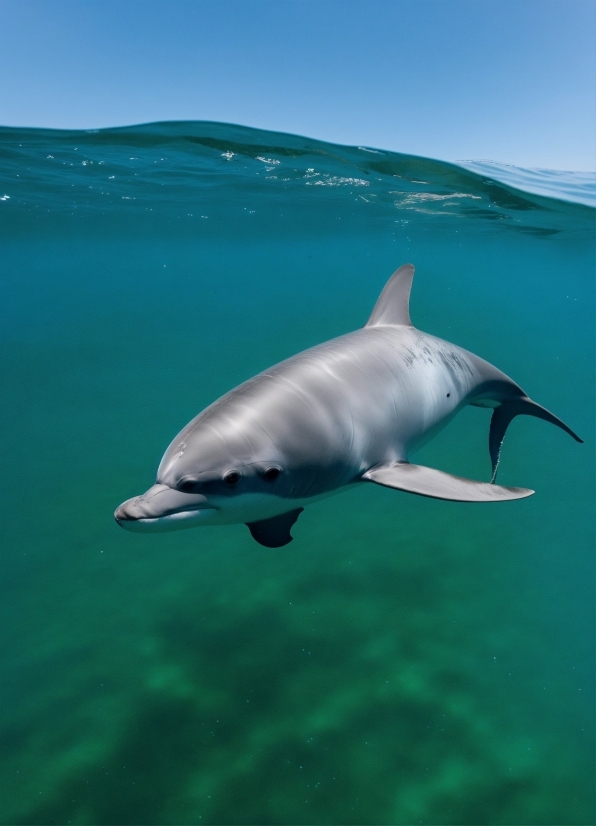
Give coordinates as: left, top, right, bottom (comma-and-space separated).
115, 264, 582, 547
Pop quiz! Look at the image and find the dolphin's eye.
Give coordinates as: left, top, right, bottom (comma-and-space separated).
223, 471, 241, 486
263, 467, 281, 482
178, 478, 199, 493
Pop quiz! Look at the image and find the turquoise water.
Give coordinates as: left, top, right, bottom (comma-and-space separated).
1, 122, 594, 825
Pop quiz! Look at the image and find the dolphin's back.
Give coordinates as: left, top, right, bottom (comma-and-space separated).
193, 323, 518, 482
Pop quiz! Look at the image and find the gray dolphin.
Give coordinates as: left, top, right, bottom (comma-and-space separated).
115, 264, 582, 547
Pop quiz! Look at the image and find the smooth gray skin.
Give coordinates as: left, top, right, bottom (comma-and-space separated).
115, 265, 581, 545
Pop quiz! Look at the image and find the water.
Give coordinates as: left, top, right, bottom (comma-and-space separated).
1, 122, 594, 825
455, 160, 596, 209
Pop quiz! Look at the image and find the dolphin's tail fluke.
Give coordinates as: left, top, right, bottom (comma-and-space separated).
489, 397, 583, 483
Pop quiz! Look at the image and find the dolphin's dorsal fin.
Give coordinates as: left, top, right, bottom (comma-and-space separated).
365, 264, 415, 328
363, 462, 533, 502
246, 507, 304, 548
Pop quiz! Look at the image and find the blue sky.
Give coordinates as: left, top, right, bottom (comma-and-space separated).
0, 0, 594, 170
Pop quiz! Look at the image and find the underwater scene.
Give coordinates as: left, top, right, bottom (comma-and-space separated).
1, 122, 594, 825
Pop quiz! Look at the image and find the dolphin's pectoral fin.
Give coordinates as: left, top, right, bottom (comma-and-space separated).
246, 508, 304, 548
365, 264, 415, 328
363, 462, 533, 502
489, 397, 583, 483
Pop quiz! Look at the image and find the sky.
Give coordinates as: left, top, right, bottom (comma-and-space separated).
0, 0, 594, 170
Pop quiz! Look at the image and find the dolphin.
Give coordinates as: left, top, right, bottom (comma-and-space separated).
115, 264, 582, 547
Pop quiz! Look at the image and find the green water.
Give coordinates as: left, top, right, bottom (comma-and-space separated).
1, 123, 594, 824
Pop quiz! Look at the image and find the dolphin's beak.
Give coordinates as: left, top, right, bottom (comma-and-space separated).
114, 484, 216, 532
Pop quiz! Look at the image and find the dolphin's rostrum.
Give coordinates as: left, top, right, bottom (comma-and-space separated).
115, 265, 582, 547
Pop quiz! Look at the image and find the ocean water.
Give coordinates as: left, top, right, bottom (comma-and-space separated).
1, 122, 594, 825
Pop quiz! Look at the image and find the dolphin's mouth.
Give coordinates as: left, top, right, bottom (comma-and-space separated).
114, 484, 217, 533
115, 508, 217, 533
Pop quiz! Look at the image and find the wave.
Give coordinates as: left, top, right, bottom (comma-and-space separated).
456, 159, 595, 209
0, 121, 592, 239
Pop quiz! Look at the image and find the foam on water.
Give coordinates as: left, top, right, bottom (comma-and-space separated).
0, 122, 594, 825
